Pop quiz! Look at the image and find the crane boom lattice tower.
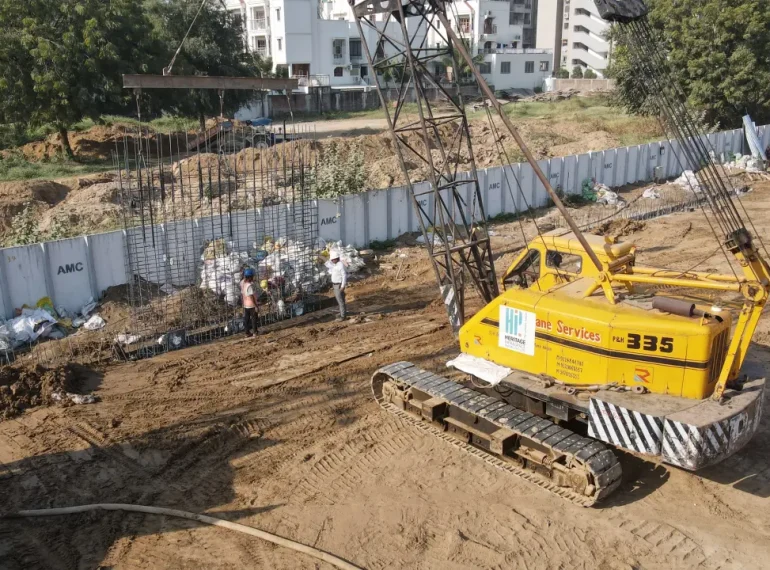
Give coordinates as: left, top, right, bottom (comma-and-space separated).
351, 0, 499, 331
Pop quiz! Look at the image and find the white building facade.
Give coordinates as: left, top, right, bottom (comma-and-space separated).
226, 0, 551, 91
427, 0, 552, 91
536, 0, 612, 77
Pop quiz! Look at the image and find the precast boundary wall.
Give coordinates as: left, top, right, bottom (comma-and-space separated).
1, 125, 764, 320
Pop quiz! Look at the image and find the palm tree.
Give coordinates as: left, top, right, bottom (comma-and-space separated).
440, 41, 485, 83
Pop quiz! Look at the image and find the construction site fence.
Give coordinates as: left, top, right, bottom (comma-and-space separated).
0, 123, 764, 321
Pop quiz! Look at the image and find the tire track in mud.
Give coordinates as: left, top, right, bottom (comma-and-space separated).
607, 514, 737, 570
0, 520, 79, 570
292, 422, 417, 505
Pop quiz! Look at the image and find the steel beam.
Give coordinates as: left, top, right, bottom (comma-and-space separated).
122, 75, 298, 91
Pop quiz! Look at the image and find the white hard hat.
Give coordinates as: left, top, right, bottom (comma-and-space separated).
329, 249, 340, 260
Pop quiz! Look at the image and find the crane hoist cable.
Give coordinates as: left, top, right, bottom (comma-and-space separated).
164, 0, 209, 77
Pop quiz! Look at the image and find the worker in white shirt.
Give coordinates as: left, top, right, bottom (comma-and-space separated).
327, 249, 347, 321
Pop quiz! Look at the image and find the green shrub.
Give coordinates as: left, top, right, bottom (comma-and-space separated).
314, 142, 368, 199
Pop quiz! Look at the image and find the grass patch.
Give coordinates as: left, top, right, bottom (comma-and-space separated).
369, 238, 397, 250
0, 153, 113, 182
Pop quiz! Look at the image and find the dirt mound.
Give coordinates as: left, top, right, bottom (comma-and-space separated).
593, 218, 647, 238
0, 179, 73, 234
0, 363, 84, 419
17, 126, 188, 162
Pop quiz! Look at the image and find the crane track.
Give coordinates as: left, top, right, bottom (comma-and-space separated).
372, 361, 622, 507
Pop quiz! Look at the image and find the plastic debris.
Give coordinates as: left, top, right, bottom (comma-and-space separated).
83, 315, 106, 330
642, 187, 661, 199
51, 391, 97, 405
5, 308, 57, 344
81, 298, 98, 317
116, 333, 141, 345
726, 153, 765, 173
674, 170, 702, 193
416, 232, 455, 246
160, 283, 176, 295
36, 297, 56, 318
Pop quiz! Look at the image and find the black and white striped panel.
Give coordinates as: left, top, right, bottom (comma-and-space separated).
588, 398, 663, 455
661, 419, 732, 470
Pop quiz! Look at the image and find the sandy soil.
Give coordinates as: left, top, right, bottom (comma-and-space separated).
2, 182, 770, 569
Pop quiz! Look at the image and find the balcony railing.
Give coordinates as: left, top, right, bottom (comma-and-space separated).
294, 74, 330, 87
482, 25, 498, 35
250, 19, 268, 31
478, 47, 552, 55
254, 48, 269, 58
333, 53, 345, 64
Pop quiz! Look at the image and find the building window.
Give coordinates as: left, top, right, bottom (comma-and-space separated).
564, 22, 569, 29
525, 61, 534, 73
277, 38, 282, 51
360, 65, 369, 77
500, 61, 511, 74
276, 7, 281, 21
479, 62, 492, 74
562, 39, 568, 46
575, 8, 591, 16
333, 39, 345, 60
252, 37, 267, 55
458, 15, 471, 33
539, 61, 549, 72
349, 38, 362, 58
523, 13, 530, 25
334, 67, 343, 77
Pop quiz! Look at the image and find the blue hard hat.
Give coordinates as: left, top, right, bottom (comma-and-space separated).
244, 268, 255, 277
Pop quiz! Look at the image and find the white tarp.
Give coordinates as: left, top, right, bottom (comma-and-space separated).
446, 353, 512, 387
1, 308, 58, 345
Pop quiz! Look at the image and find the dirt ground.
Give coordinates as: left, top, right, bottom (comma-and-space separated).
2, 182, 770, 569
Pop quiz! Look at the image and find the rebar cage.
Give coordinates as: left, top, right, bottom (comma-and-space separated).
115, 121, 321, 359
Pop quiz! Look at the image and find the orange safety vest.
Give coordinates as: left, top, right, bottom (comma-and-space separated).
240, 279, 256, 308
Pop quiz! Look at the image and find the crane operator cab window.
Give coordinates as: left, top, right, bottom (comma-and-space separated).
504, 249, 541, 289
546, 250, 582, 274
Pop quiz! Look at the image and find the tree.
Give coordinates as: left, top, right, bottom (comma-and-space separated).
0, 0, 156, 157
143, 0, 266, 132
583, 68, 598, 79
554, 67, 570, 79
571, 66, 584, 79
442, 41, 485, 83
607, 0, 770, 128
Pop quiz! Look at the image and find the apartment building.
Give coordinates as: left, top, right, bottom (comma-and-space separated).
225, 0, 396, 87
429, 0, 552, 91
509, 0, 538, 48
536, 0, 612, 77
226, 0, 550, 91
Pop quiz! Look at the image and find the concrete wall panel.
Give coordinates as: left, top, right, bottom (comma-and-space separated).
2, 245, 49, 314
367, 190, 389, 243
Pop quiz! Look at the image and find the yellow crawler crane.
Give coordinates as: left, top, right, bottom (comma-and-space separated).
353, 0, 767, 504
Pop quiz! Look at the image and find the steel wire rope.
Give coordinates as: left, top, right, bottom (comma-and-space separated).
619, 23, 740, 281
624, 24, 733, 238
636, 21, 770, 264
481, 103, 566, 290
635, 22, 747, 231
629, 22, 743, 234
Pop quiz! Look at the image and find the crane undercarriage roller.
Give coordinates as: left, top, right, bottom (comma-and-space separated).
352, 0, 768, 504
